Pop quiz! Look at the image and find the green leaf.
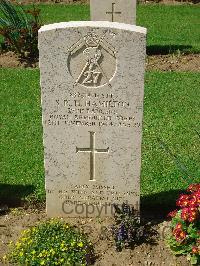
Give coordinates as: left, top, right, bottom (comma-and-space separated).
189, 254, 198, 265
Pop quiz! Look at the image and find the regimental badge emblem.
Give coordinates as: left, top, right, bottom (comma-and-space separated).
67, 31, 117, 88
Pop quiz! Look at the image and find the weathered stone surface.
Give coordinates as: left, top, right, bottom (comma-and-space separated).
39, 21, 146, 217
90, 0, 136, 25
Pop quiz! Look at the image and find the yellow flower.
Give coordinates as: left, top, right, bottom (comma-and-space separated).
23, 229, 30, 235
61, 243, 65, 248
78, 242, 84, 247
16, 242, 21, 248
21, 237, 28, 242
49, 248, 55, 255
19, 251, 24, 257
61, 247, 68, 251
71, 241, 75, 247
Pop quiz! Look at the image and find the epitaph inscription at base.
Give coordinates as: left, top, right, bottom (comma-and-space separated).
39, 21, 146, 217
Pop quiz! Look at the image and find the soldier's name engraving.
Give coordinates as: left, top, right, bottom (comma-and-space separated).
45, 92, 142, 128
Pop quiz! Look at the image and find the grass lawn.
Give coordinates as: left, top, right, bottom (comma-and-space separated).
0, 69, 44, 201
24, 4, 200, 54
0, 4, 200, 54
1, 68, 199, 205
0, 3, 199, 207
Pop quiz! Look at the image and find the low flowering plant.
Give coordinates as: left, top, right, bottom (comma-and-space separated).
3, 219, 95, 266
112, 203, 153, 251
166, 183, 200, 265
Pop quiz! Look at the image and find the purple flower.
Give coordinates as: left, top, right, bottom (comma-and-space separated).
117, 224, 127, 241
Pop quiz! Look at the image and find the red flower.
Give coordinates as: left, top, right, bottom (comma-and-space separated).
188, 207, 198, 222
181, 208, 189, 221
168, 210, 178, 218
180, 206, 198, 222
176, 194, 190, 208
173, 223, 184, 237
187, 184, 200, 193
175, 222, 182, 229
193, 191, 200, 206
173, 228, 187, 243
189, 195, 198, 208
191, 246, 199, 255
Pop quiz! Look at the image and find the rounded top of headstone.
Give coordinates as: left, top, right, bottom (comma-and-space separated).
39, 21, 147, 35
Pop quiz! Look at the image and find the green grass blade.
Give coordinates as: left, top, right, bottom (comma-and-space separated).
157, 137, 195, 184
0, 0, 27, 29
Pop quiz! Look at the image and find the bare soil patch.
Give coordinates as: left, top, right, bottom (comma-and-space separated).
0, 51, 199, 72
0, 207, 190, 266
147, 54, 200, 72
0, 51, 39, 68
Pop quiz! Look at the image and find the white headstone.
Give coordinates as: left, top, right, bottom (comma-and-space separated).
90, 0, 136, 25
39, 21, 146, 217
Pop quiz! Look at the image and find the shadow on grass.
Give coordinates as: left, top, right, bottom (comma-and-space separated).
141, 189, 184, 222
0, 183, 35, 207
147, 45, 193, 55
0, 184, 187, 223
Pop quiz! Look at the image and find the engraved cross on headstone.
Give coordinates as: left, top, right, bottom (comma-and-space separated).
76, 131, 109, 181
106, 3, 122, 22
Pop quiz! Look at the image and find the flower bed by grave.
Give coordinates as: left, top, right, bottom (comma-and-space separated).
167, 184, 200, 265
4, 219, 95, 265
